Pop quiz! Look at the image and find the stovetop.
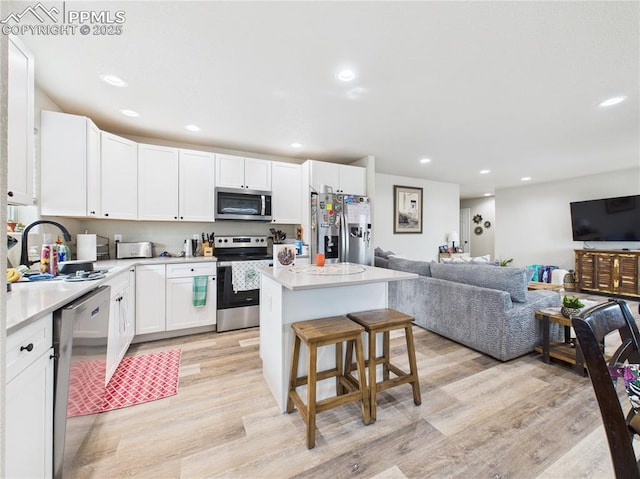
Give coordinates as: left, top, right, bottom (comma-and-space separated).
214, 235, 270, 263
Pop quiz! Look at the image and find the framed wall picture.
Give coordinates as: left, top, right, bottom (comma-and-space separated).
393, 185, 423, 234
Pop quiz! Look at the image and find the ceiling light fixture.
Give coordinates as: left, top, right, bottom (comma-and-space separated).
290, 142, 303, 148
420, 158, 431, 164
479, 169, 490, 174
521, 177, 531, 182
484, 193, 492, 197
336, 69, 356, 82
599, 96, 628, 107
185, 124, 200, 132
100, 74, 127, 87
120, 109, 139, 117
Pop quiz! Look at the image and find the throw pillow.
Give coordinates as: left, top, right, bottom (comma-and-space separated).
388, 256, 433, 277
441, 255, 493, 264
374, 247, 395, 259
430, 263, 529, 303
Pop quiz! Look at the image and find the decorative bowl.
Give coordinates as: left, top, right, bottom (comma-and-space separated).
561, 306, 583, 319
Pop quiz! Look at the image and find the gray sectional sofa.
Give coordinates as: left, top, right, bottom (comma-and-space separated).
386, 256, 561, 361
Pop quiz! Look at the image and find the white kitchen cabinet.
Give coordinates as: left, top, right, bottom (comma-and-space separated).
271, 161, 302, 224
6, 314, 54, 479
136, 264, 167, 334
216, 154, 271, 191
138, 146, 215, 221
179, 149, 216, 221
309, 160, 366, 195
105, 269, 135, 383
7, 35, 35, 206
101, 131, 138, 219
138, 144, 180, 221
136, 263, 216, 335
166, 263, 217, 330
41, 110, 101, 217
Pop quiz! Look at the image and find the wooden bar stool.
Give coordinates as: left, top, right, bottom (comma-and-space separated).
345, 308, 421, 421
286, 316, 371, 449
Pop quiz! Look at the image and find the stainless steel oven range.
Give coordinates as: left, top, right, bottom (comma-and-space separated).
215, 235, 272, 332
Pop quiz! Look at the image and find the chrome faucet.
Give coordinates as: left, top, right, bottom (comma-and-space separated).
19, 220, 72, 267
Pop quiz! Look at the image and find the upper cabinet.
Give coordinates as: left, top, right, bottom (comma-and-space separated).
138, 144, 180, 221
7, 36, 35, 206
101, 132, 138, 219
41, 111, 100, 217
216, 154, 271, 191
309, 160, 365, 195
271, 162, 302, 224
179, 149, 215, 221
138, 144, 215, 222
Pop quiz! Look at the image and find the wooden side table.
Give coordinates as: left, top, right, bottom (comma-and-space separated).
535, 308, 585, 375
528, 282, 563, 291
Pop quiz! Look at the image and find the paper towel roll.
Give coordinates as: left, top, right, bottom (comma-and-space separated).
76, 234, 97, 261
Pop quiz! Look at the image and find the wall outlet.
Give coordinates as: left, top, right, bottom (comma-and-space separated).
114, 234, 123, 242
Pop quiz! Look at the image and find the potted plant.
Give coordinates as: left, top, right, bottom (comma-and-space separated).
561, 295, 585, 318
499, 258, 513, 267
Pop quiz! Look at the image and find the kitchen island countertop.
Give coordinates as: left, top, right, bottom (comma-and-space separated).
6, 256, 218, 334
259, 263, 417, 291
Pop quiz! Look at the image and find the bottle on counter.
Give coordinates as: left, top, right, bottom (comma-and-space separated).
40, 244, 59, 276
55, 235, 71, 263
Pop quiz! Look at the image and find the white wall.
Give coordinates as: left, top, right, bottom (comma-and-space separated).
495, 167, 640, 270
374, 173, 459, 261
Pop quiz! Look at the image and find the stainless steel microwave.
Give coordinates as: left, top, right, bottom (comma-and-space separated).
215, 187, 272, 221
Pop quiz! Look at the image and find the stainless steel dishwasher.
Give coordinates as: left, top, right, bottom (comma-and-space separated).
53, 285, 111, 479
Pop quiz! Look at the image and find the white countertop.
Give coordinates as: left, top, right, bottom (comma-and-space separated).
6, 256, 218, 335
259, 263, 417, 291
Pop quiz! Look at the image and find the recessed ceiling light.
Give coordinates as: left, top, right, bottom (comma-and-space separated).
599, 96, 627, 107
120, 109, 139, 117
420, 158, 431, 164
521, 176, 531, 182
479, 169, 490, 174
290, 142, 303, 148
100, 74, 127, 87
336, 69, 356, 82
185, 124, 200, 132
484, 193, 492, 197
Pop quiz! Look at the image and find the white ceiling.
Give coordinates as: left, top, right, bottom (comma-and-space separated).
13, 0, 640, 198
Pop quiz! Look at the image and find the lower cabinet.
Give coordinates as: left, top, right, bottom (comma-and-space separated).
6, 314, 54, 479
136, 262, 217, 335
105, 269, 135, 383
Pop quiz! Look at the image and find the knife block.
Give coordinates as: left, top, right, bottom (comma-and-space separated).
203, 245, 214, 257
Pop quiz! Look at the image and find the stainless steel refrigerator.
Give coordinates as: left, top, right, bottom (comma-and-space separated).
310, 191, 372, 265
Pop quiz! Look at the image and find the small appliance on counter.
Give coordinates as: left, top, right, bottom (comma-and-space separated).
116, 241, 154, 259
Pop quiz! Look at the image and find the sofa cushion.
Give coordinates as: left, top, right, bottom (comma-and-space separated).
430, 263, 529, 303
388, 256, 433, 277
374, 256, 389, 268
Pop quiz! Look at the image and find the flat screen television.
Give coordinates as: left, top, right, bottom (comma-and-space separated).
570, 194, 640, 242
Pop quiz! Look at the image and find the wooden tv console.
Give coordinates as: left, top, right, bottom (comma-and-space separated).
574, 249, 640, 298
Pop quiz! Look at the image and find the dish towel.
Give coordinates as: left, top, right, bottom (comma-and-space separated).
231, 260, 271, 292
192, 275, 208, 307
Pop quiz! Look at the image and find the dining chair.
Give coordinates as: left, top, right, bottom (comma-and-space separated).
572, 299, 640, 479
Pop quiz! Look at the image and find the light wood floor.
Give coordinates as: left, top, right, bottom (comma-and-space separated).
68, 297, 640, 479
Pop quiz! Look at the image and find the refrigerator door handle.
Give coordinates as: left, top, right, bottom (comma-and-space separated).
341, 212, 349, 262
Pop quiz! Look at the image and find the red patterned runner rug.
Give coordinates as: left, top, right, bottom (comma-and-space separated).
67, 350, 181, 417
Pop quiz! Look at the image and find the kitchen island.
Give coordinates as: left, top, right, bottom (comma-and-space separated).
259, 263, 417, 411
